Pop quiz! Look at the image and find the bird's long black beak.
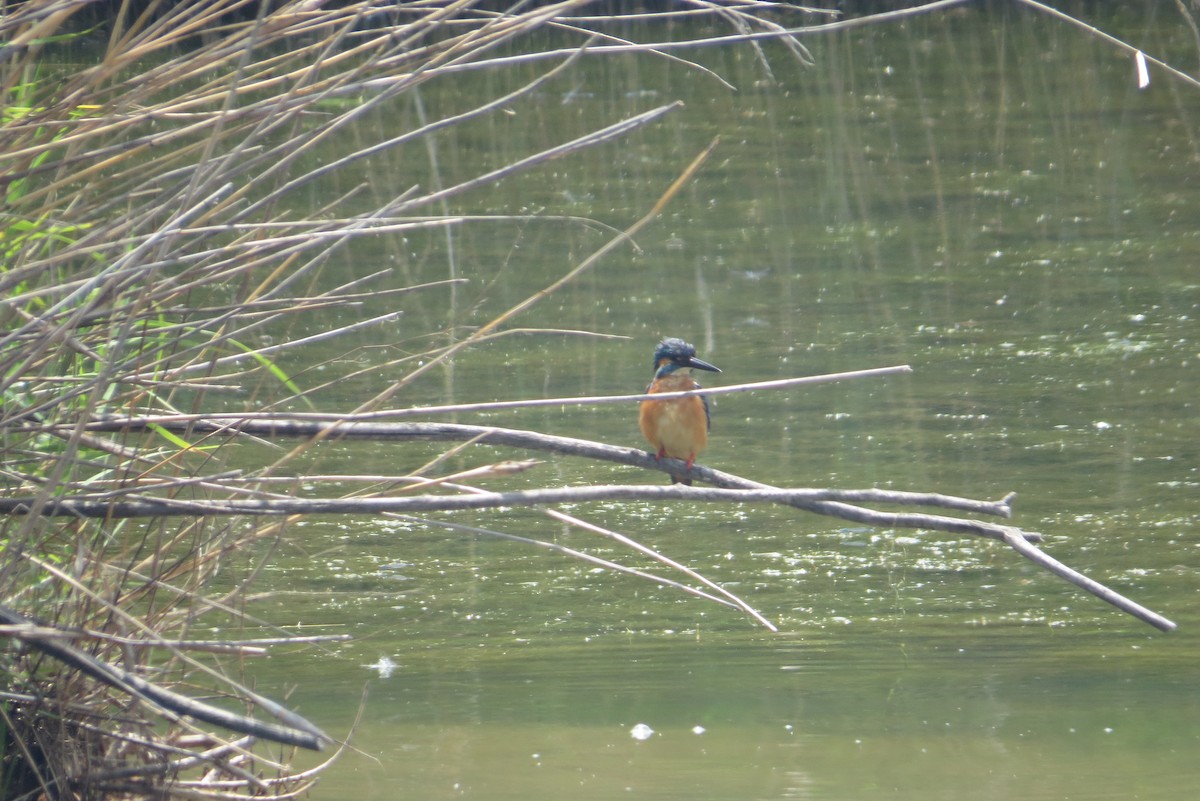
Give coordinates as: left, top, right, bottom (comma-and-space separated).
686, 356, 721, 373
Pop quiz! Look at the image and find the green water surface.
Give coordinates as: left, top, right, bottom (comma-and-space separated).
226, 6, 1197, 800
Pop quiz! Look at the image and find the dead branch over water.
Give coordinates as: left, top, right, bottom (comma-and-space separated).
7, 414, 1177, 634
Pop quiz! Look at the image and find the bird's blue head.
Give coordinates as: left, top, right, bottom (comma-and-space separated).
652, 337, 721, 378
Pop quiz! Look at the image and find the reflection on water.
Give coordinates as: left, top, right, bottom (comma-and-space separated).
247, 5, 1199, 800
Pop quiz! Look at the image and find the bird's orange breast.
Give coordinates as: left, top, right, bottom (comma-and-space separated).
639, 373, 708, 462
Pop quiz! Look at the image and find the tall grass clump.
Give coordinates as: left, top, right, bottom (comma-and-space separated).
0, 0, 826, 797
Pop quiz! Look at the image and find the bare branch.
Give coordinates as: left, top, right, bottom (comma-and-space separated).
11, 416, 1177, 632
0, 482, 1018, 531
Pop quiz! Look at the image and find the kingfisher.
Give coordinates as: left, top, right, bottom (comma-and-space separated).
638, 337, 721, 485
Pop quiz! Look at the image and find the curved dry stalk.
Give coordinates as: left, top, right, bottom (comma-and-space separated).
0, 603, 328, 751
1014, 0, 1200, 91
393, 513, 750, 614
535, 507, 779, 631
427, 476, 778, 630
12, 553, 333, 743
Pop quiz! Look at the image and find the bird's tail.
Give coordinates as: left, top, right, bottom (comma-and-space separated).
670, 475, 692, 486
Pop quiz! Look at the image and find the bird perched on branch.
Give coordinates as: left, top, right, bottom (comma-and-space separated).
638, 337, 721, 485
